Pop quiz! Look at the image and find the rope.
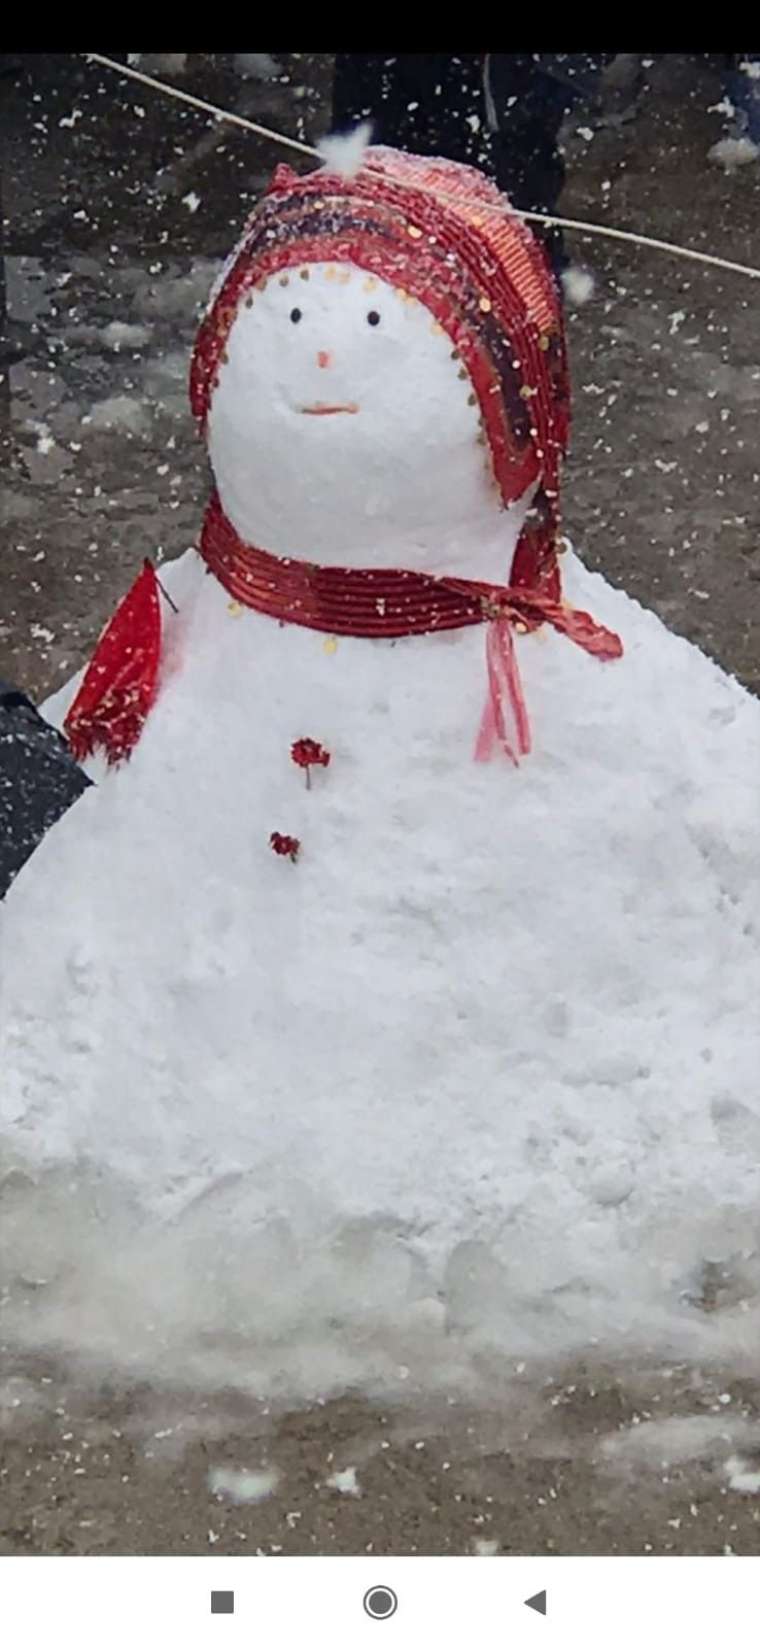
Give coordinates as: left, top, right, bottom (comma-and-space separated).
521, 212, 760, 281
83, 52, 760, 284
84, 52, 318, 158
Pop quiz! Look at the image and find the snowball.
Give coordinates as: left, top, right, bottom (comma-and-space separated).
326, 1467, 362, 1497
208, 1466, 279, 1504
708, 136, 759, 171
725, 1456, 760, 1494
317, 122, 372, 180
562, 266, 595, 306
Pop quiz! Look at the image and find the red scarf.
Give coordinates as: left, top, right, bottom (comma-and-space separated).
64, 496, 622, 768
200, 494, 623, 765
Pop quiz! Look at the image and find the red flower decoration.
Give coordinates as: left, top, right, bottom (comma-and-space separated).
291, 737, 331, 789
270, 831, 300, 863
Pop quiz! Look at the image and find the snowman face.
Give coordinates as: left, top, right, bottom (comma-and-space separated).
207, 262, 515, 571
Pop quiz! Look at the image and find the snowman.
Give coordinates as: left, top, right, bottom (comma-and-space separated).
1, 147, 759, 1383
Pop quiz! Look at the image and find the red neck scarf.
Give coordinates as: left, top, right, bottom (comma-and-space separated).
64, 496, 623, 769
200, 494, 623, 765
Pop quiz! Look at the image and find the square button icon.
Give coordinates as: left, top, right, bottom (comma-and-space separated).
211, 1591, 235, 1615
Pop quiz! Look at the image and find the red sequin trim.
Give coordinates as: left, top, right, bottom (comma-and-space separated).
200, 496, 623, 766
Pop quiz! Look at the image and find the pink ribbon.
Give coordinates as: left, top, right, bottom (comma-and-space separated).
475, 618, 532, 765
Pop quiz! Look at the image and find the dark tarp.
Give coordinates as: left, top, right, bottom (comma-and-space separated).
0, 680, 91, 900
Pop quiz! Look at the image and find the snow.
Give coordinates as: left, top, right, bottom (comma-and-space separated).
100, 321, 152, 352
209, 1466, 279, 1503
84, 395, 151, 436
207, 262, 531, 567
233, 54, 280, 81
326, 1466, 361, 1497
1, 543, 758, 1398
317, 123, 373, 180
561, 267, 595, 306
600, 1415, 755, 1469
1, 177, 759, 1407
725, 1456, 760, 1493
127, 54, 188, 79
708, 136, 759, 171
28, 421, 55, 455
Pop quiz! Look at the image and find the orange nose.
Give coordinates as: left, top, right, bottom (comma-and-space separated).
317, 350, 332, 369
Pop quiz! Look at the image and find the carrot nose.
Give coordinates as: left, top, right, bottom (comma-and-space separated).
317, 350, 332, 369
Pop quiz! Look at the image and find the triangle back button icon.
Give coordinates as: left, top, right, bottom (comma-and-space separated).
524, 1590, 547, 1616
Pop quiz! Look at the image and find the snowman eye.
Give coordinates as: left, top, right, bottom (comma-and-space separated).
290, 307, 302, 324
367, 310, 381, 327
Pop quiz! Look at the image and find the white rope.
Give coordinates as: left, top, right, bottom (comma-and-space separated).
520, 210, 760, 281
84, 52, 319, 158
84, 52, 760, 284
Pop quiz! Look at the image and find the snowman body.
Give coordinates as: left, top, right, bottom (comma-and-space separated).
1, 172, 759, 1378
2, 257, 544, 1211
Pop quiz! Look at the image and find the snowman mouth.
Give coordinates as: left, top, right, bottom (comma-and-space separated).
300, 402, 359, 416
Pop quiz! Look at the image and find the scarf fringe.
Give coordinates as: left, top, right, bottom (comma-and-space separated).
64, 560, 162, 766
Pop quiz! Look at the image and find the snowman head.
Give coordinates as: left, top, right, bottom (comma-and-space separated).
191, 149, 569, 573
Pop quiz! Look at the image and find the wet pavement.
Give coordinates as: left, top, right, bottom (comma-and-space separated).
4, 1356, 760, 1557
3, 52, 760, 702
2, 52, 760, 1558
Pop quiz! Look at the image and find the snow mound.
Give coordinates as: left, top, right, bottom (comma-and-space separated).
1, 549, 759, 1402
208, 1465, 279, 1502
127, 54, 188, 79
725, 1456, 760, 1493
233, 54, 280, 81
84, 396, 151, 437
100, 321, 152, 353
708, 136, 759, 171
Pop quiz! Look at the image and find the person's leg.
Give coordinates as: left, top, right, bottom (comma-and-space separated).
487, 55, 569, 276
332, 53, 491, 168
594, 53, 645, 128
332, 53, 568, 274
727, 54, 760, 145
